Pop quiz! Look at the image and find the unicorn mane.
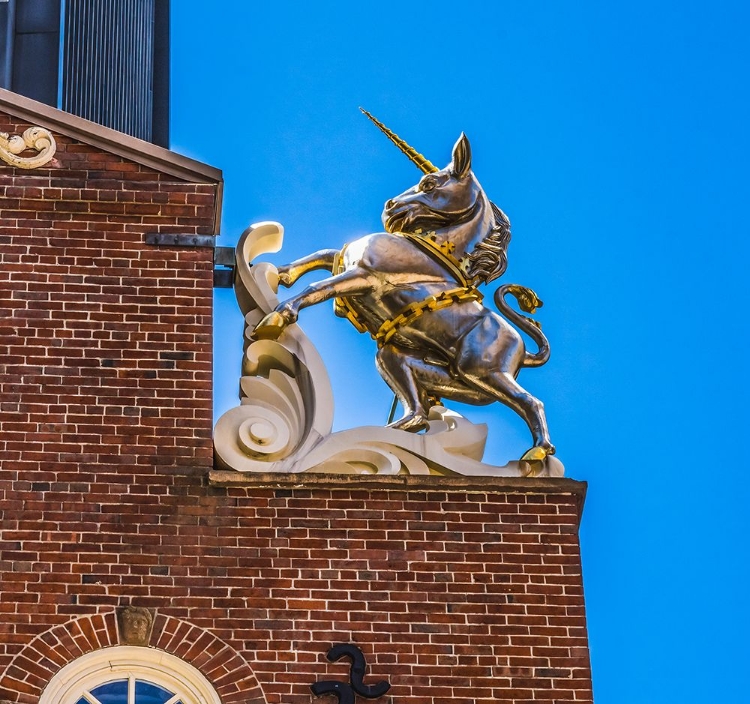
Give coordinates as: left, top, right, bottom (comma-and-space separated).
467, 202, 511, 284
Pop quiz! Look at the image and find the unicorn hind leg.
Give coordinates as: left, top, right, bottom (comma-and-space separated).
454, 316, 555, 458
376, 344, 432, 431
376, 344, 491, 432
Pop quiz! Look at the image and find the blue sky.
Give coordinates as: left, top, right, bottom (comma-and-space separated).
170, 2, 749, 700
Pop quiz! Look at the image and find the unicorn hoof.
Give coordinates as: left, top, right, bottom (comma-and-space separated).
389, 413, 429, 433
519, 459, 544, 478
277, 269, 294, 287
520, 446, 549, 462
253, 311, 288, 340
519, 446, 552, 477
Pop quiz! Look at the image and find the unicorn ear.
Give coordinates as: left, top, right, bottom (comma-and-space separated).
451, 133, 472, 178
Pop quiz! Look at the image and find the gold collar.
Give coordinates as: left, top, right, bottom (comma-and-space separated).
400, 231, 471, 288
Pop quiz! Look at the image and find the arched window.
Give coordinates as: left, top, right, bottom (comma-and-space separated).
40, 647, 221, 704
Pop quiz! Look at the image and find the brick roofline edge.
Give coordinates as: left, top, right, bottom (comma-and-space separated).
0, 87, 224, 233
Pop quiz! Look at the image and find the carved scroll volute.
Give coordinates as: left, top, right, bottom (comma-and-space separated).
0, 126, 56, 169
213, 222, 335, 473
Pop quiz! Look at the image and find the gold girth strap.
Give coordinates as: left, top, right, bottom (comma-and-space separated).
332, 245, 368, 333
332, 233, 480, 343
375, 286, 483, 348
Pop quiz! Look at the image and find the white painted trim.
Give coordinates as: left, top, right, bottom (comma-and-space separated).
40, 646, 222, 704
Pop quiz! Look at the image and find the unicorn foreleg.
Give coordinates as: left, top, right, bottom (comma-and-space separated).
277, 249, 338, 287
253, 267, 376, 340
277, 267, 377, 320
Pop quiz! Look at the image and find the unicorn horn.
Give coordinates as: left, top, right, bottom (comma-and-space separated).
359, 108, 438, 174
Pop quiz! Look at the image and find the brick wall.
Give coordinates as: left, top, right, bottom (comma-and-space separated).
0, 471, 592, 704
0, 107, 219, 680
0, 110, 217, 477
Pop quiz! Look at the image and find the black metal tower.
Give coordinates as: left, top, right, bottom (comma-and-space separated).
0, 0, 170, 147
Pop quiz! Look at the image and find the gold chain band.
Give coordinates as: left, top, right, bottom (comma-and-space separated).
375, 286, 483, 347
333, 235, 481, 342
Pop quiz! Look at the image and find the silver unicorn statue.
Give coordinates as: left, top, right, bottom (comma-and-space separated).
253, 110, 554, 463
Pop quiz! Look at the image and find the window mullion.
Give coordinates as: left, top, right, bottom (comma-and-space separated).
128, 674, 136, 704
82, 692, 103, 704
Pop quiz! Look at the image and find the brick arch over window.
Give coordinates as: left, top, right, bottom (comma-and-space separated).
0, 611, 266, 704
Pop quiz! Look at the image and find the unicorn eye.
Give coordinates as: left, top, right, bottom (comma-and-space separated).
420, 177, 437, 192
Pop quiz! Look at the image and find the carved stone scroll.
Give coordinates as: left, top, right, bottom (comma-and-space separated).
0, 126, 56, 169
214, 222, 334, 473
213, 222, 564, 478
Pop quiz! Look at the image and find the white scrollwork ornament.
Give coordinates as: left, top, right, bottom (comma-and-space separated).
0, 126, 56, 169
213, 222, 334, 474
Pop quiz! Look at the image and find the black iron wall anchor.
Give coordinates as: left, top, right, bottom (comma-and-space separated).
143, 233, 236, 288
310, 644, 391, 704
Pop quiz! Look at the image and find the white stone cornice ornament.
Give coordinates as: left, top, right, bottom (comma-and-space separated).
213, 222, 334, 474
213, 222, 564, 478
0, 126, 56, 169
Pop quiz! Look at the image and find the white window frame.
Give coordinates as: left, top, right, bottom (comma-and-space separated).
40, 646, 222, 704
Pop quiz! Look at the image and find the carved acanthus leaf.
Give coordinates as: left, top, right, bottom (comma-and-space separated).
213, 222, 334, 474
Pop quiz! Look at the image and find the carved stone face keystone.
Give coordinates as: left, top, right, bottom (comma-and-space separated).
117, 606, 154, 646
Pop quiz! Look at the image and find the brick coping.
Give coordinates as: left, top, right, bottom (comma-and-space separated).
209, 470, 584, 492
209, 471, 587, 514
214, 470, 588, 496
